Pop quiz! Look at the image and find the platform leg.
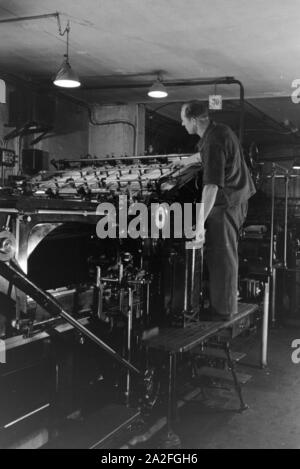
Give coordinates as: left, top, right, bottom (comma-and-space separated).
161, 352, 181, 449
125, 288, 133, 406
271, 268, 277, 327
224, 342, 248, 412
261, 280, 270, 368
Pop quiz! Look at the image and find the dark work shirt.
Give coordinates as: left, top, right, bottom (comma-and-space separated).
198, 121, 256, 207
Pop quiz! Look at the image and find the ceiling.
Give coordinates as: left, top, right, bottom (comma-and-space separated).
0, 0, 300, 141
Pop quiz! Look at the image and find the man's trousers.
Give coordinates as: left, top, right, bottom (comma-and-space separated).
205, 202, 248, 317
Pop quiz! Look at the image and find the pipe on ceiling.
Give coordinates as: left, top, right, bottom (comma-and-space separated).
0, 12, 59, 24
0, 67, 244, 141
83, 76, 245, 142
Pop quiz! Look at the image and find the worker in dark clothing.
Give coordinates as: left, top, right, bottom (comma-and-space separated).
179, 100, 256, 319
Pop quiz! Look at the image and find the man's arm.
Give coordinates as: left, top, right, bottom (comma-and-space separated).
202, 184, 218, 221
195, 184, 218, 243
184, 152, 202, 166
173, 152, 201, 168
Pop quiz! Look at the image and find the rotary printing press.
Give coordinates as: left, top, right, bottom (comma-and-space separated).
0, 154, 205, 447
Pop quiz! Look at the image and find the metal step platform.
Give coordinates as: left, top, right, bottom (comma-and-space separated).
193, 346, 246, 362
196, 366, 252, 385
143, 302, 259, 449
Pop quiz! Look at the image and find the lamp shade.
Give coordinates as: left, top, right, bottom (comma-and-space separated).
148, 79, 168, 98
293, 158, 300, 170
0, 79, 6, 103
53, 56, 81, 88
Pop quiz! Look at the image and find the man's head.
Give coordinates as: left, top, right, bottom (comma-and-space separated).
181, 101, 210, 137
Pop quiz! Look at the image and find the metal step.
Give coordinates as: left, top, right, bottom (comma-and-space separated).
198, 347, 246, 362
196, 366, 252, 385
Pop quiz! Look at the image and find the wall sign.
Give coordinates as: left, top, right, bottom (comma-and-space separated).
209, 94, 222, 110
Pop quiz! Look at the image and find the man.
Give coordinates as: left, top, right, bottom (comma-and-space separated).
180, 100, 256, 319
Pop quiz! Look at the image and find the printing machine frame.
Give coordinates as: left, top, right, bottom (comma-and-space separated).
0, 152, 269, 448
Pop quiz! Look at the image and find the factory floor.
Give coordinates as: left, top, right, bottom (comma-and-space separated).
126, 325, 300, 450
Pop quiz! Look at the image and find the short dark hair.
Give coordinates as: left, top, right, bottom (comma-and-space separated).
182, 100, 208, 119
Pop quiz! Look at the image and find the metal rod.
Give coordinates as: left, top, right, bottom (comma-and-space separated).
126, 287, 133, 405
31, 316, 61, 329
224, 342, 248, 411
83, 76, 237, 91
167, 353, 177, 433
119, 262, 124, 283
269, 168, 275, 272
55, 153, 192, 163
266, 174, 300, 179
283, 175, 289, 269
199, 248, 204, 312
4, 404, 50, 429
5, 215, 11, 230
0, 261, 141, 376
101, 277, 149, 286
96, 266, 103, 320
135, 104, 139, 156
146, 283, 150, 316
0, 12, 59, 24
1, 162, 4, 187
261, 280, 270, 368
15, 217, 20, 266
36, 210, 103, 216
190, 246, 196, 307
183, 248, 189, 312
235, 79, 245, 142
0, 209, 19, 214
271, 267, 277, 326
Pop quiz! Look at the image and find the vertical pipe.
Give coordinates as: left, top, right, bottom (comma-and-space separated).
261, 279, 270, 368
190, 246, 196, 306
269, 168, 275, 272
200, 247, 204, 311
135, 104, 139, 156
269, 169, 276, 325
146, 282, 150, 317
235, 80, 245, 143
96, 266, 103, 320
119, 262, 124, 283
126, 287, 133, 406
18, 136, 23, 175
13, 215, 21, 324
15, 216, 20, 263
183, 246, 189, 312
283, 174, 289, 269
1, 160, 4, 187
5, 215, 11, 230
167, 353, 177, 434
271, 267, 277, 326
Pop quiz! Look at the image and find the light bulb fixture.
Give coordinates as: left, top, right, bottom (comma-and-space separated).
53, 21, 80, 88
293, 158, 300, 170
148, 74, 168, 99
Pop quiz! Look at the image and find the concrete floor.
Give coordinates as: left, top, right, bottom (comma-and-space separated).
130, 326, 300, 449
